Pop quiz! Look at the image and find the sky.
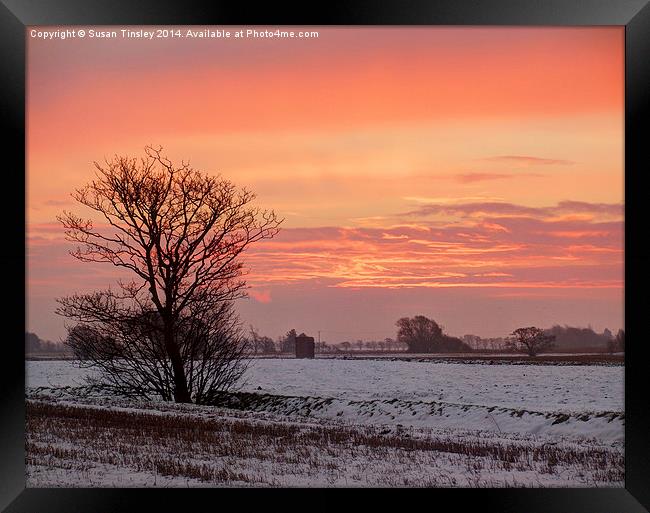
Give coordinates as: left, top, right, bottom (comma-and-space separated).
27, 27, 624, 343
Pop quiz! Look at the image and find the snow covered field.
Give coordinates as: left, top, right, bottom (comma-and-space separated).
26, 359, 624, 438
26, 359, 624, 413
25, 358, 624, 487
241, 359, 623, 412
25, 397, 623, 488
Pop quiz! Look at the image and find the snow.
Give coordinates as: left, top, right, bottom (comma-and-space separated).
240, 358, 623, 412
26, 358, 624, 442
26, 394, 623, 488
27, 360, 99, 389
26, 359, 624, 413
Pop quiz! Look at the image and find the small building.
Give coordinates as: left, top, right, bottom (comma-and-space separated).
295, 334, 315, 359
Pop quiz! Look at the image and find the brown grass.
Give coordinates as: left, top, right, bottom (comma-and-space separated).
26, 399, 624, 488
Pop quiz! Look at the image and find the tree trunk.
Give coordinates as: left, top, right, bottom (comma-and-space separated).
163, 323, 192, 403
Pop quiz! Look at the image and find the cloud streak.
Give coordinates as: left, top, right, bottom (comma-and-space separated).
453, 172, 545, 183
482, 155, 576, 166
401, 200, 623, 221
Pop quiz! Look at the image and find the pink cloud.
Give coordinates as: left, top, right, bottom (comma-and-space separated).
241, 201, 622, 292
248, 289, 272, 304
27, 200, 623, 308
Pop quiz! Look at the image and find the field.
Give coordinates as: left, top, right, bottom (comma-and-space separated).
26, 357, 624, 487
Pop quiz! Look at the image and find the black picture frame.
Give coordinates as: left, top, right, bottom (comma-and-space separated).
2, 1, 648, 511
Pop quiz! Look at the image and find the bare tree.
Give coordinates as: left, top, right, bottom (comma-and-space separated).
506, 327, 555, 357
247, 325, 262, 355
63, 300, 248, 404
56, 146, 282, 403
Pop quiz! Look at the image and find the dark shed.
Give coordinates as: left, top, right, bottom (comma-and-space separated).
295, 334, 315, 359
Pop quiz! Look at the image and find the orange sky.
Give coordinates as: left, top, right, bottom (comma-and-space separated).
27, 27, 624, 342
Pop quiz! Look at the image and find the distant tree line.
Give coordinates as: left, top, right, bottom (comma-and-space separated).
242, 328, 411, 355
328, 338, 409, 353
461, 334, 509, 352
25, 332, 69, 354
245, 326, 277, 354
244, 328, 323, 355
233, 320, 625, 357
462, 325, 624, 353
545, 325, 623, 352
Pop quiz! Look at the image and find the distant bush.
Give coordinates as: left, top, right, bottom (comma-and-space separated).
396, 316, 472, 353
545, 325, 613, 350
606, 329, 625, 354
439, 335, 471, 352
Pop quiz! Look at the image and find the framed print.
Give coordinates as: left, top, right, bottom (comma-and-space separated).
2, 0, 649, 511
